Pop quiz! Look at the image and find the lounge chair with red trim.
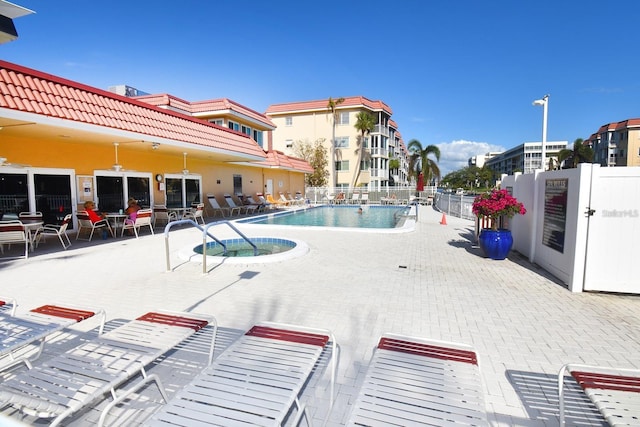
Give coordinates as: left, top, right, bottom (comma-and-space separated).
0, 310, 216, 427
558, 363, 640, 426
0, 296, 17, 315
144, 321, 337, 427
0, 302, 106, 372
347, 333, 488, 426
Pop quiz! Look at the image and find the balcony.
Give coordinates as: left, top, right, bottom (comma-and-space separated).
369, 148, 389, 157
369, 168, 388, 178
373, 124, 389, 137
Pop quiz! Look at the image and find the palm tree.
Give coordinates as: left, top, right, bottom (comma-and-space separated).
557, 138, 594, 168
327, 96, 344, 189
351, 111, 376, 188
407, 139, 441, 186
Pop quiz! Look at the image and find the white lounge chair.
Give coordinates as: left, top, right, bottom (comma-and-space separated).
144, 321, 336, 427
206, 195, 231, 218
223, 193, 244, 215
558, 363, 640, 426
0, 296, 17, 315
0, 302, 106, 372
0, 310, 215, 427
350, 192, 361, 204
347, 333, 488, 426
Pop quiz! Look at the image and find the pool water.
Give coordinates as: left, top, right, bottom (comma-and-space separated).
239, 205, 411, 229
194, 237, 296, 257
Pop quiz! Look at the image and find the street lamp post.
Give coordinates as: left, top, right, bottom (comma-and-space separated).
532, 94, 549, 171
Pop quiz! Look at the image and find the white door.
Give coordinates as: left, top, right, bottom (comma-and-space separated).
583, 166, 640, 292
266, 179, 273, 195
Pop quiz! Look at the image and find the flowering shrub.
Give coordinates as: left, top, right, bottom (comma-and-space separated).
472, 189, 526, 229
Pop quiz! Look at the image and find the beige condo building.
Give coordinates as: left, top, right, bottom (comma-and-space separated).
265, 96, 409, 191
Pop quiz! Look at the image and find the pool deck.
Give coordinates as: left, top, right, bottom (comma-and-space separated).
1, 205, 639, 426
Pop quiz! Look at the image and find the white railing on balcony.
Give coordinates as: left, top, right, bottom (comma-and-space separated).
369, 148, 389, 157
373, 124, 389, 136
369, 168, 388, 178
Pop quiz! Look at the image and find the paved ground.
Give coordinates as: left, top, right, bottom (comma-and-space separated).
1, 205, 639, 426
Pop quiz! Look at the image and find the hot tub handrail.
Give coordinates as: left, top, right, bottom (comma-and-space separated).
163, 219, 228, 272
202, 221, 258, 274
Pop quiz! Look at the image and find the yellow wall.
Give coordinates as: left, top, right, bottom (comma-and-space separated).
0, 135, 306, 204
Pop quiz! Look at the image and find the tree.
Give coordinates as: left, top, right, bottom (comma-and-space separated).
326, 96, 345, 188
292, 138, 329, 187
407, 139, 441, 185
351, 111, 376, 188
557, 138, 594, 168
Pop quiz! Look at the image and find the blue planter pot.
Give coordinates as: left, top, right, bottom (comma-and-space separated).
478, 229, 513, 260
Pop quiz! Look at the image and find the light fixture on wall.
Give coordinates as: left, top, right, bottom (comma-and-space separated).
182, 152, 189, 174
112, 142, 123, 171
152, 142, 160, 150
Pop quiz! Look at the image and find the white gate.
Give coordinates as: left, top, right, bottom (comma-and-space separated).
582, 166, 640, 293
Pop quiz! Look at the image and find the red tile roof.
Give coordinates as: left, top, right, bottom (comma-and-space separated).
0, 60, 267, 160
254, 150, 315, 173
265, 96, 393, 115
135, 94, 275, 129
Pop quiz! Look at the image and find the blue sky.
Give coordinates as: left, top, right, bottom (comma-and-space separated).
3, 0, 639, 175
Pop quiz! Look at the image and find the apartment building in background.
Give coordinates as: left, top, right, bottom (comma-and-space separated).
265, 96, 409, 191
484, 140, 568, 175
585, 118, 640, 167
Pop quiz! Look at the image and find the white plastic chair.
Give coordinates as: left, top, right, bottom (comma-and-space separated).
152, 205, 176, 228
76, 211, 113, 241
183, 203, 205, 224
34, 213, 72, 250
122, 208, 154, 238
0, 220, 29, 259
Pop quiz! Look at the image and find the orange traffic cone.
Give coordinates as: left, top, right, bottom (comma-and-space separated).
440, 213, 447, 225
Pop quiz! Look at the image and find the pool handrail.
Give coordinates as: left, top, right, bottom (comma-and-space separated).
163, 219, 258, 274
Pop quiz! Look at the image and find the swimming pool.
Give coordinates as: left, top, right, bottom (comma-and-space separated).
237, 205, 416, 233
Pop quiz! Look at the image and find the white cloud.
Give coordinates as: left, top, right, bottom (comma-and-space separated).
436, 139, 505, 176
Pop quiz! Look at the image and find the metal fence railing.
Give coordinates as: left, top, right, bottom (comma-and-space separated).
433, 193, 476, 221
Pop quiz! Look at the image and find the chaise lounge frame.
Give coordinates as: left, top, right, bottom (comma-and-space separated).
347, 333, 488, 426
144, 321, 336, 427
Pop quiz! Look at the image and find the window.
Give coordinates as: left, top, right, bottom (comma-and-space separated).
96, 173, 151, 212
165, 175, 201, 208
285, 117, 293, 126
360, 159, 370, 171
228, 120, 239, 131
0, 172, 28, 216
241, 125, 251, 136
253, 130, 263, 147
209, 119, 224, 126
34, 174, 73, 225
337, 112, 349, 125
233, 174, 242, 196
334, 137, 349, 148
335, 160, 349, 171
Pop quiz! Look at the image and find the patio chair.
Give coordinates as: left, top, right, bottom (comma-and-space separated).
245, 194, 266, 212
152, 205, 177, 228
122, 208, 154, 238
347, 333, 488, 426
257, 192, 274, 210
0, 302, 106, 372
279, 192, 293, 206
0, 309, 215, 427
206, 194, 231, 218
18, 211, 43, 221
0, 220, 29, 259
34, 213, 72, 250
286, 192, 304, 206
76, 211, 114, 241
360, 192, 369, 204
558, 363, 640, 426
266, 192, 288, 208
144, 321, 336, 427
350, 192, 361, 204
335, 192, 346, 204
182, 202, 205, 225
224, 193, 250, 215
